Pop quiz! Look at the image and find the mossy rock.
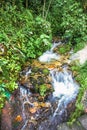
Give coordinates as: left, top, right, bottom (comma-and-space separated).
32, 67, 39, 73
58, 43, 72, 54
35, 84, 39, 93
30, 72, 35, 76
30, 77, 37, 84
37, 76, 45, 85
42, 68, 49, 75
39, 84, 48, 96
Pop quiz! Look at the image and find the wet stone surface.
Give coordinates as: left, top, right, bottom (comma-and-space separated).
78, 114, 87, 130
57, 122, 85, 130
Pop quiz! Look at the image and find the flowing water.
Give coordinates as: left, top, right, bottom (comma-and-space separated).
19, 42, 79, 130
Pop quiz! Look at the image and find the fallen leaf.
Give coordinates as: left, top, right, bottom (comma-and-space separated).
29, 107, 37, 114
33, 102, 39, 107
48, 65, 55, 70
15, 115, 22, 122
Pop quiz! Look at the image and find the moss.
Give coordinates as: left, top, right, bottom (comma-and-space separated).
42, 68, 49, 75
32, 67, 39, 73
58, 43, 72, 54
39, 84, 48, 96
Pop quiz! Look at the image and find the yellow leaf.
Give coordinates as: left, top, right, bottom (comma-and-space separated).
29, 107, 37, 114
15, 115, 22, 122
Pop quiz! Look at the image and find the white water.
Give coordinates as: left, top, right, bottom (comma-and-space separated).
19, 42, 79, 129
39, 42, 79, 117
50, 67, 79, 117
19, 69, 34, 130
20, 86, 33, 120
39, 42, 61, 62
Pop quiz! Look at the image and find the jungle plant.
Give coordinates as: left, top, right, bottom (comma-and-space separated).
61, 1, 87, 45
58, 43, 72, 54
0, 4, 52, 112
68, 61, 87, 125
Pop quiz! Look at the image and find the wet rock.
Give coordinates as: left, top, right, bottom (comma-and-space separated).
66, 101, 76, 117
57, 123, 71, 130
57, 122, 85, 130
1, 101, 12, 130
32, 67, 39, 73
78, 114, 87, 130
81, 90, 87, 113
37, 76, 45, 85
70, 45, 87, 65
20, 66, 31, 77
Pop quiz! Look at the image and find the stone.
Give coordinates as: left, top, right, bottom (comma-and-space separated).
57, 123, 71, 130
57, 122, 85, 130
1, 101, 12, 130
78, 114, 87, 130
81, 90, 87, 113
70, 45, 87, 65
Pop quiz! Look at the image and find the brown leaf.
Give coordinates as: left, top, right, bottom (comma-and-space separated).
29, 107, 37, 114
33, 102, 39, 107
15, 115, 22, 122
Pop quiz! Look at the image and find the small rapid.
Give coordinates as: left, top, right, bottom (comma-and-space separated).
18, 42, 79, 130
39, 42, 61, 62
50, 66, 79, 118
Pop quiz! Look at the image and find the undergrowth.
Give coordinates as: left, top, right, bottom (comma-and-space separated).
0, 4, 52, 112
68, 61, 87, 125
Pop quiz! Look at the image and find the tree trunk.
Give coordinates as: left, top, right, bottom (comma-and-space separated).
26, 0, 28, 8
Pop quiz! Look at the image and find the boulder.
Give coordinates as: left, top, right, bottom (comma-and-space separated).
70, 45, 87, 65
78, 114, 87, 130
57, 122, 85, 130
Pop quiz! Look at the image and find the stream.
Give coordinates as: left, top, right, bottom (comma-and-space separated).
1, 42, 79, 130
18, 42, 79, 130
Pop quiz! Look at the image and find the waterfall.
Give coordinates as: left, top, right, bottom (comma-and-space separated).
50, 67, 79, 117
19, 42, 79, 130
39, 42, 61, 62
39, 42, 79, 118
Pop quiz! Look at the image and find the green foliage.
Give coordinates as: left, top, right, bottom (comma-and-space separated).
0, 4, 52, 112
0, 83, 11, 112
42, 68, 49, 75
69, 61, 87, 125
47, 0, 87, 47
61, 1, 87, 44
39, 84, 49, 96
73, 42, 86, 52
58, 43, 72, 54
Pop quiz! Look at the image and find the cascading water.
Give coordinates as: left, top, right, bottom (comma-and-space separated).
20, 86, 33, 130
50, 66, 79, 118
38, 42, 61, 62
19, 42, 79, 130
38, 42, 79, 129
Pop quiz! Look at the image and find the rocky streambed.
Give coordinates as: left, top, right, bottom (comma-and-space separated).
1, 42, 81, 130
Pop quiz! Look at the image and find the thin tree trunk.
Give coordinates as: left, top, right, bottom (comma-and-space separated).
26, 0, 28, 8
43, 0, 46, 18
45, 0, 53, 20
12, 0, 16, 6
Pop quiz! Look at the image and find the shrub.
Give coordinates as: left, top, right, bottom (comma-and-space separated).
0, 4, 52, 111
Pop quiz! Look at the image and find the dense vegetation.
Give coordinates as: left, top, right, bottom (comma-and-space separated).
0, 0, 87, 124
0, 3, 52, 111
68, 61, 87, 124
